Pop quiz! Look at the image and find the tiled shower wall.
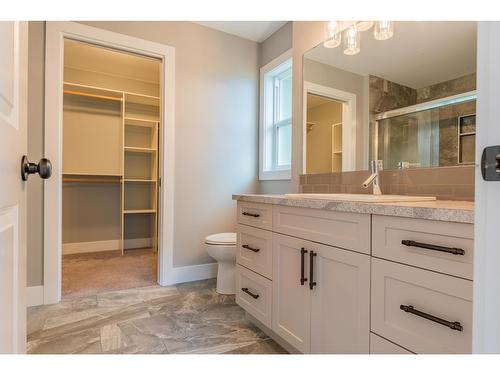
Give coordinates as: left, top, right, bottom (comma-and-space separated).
299, 165, 475, 201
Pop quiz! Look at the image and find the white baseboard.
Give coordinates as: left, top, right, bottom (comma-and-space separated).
161, 262, 218, 286
27, 285, 44, 307
124, 238, 152, 250
62, 238, 152, 255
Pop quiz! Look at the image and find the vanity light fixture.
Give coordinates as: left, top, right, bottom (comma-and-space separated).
344, 25, 361, 55
374, 21, 394, 40
324, 20, 394, 55
323, 21, 342, 48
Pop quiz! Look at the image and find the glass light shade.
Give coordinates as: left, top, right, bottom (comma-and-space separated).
374, 21, 394, 40
323, 21, 342, 48
356, 21, 374, 32
343, 26, 360, 55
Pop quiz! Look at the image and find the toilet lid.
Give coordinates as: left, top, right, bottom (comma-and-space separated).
205, 232, 237, 245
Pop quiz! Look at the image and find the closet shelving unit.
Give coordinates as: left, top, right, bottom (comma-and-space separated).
63, 81, 160, 255
331, 122, 342, 172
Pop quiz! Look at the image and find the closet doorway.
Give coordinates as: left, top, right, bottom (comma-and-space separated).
61, 40, 161, 297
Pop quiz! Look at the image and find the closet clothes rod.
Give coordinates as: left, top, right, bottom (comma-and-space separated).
63, 178, 121, 184
63, 90, 123, 102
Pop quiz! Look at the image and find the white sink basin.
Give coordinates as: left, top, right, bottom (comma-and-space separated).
284, 194, 436, 203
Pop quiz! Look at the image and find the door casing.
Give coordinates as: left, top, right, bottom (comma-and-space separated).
44, 21, 176, 304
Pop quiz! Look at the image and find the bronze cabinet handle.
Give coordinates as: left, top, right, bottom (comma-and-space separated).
242, 244, 260, 253
401, 240, 465, 255
400, 304, 463, 331
241, 287, 259, 299
300, 248, 308, 285
309, 251, 317, 290
242, 212, 260, 218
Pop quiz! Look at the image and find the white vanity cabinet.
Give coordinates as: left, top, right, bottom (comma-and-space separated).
236, 201, 371, 354
234, 199, 473, 354
272, 233, 370, 353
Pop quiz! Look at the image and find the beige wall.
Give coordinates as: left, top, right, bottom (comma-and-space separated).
27, 21, 260, 285
257, 22, 294, 194
27, 22, 45, 286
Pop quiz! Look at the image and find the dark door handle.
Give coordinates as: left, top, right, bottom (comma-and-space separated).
242, 244, 260, 252
400, 304, 463, 331
309, 251, 317, 290
241, 287, 259, 299
242, 212, 260, 218
21, 155, 52, 181
300, 247, 308, 285
401, 240, 465, 255
481, 145, 500, 181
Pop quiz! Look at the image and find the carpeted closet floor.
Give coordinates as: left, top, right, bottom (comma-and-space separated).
62, 248, 157, 298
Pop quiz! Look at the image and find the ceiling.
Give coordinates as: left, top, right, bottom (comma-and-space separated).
195, 21, 288, 42
305, 21, 477, 89
64, 40, 161, 84
307, 93, 339, 109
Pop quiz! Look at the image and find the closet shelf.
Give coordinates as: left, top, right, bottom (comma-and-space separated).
124, 179, 157, 183
62, 173, 122, 184
124, 146, 156, 153
64, 81, 159, 103
124, 117, 159, 127
123, 209, 156, 214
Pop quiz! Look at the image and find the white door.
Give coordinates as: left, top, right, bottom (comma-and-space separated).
310, 244, 370, 353
0, 22, 28, 354
473, 21, 500, 353
272, 233, 311, 353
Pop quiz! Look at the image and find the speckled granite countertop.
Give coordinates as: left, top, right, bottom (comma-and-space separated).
232, 194, 474, 224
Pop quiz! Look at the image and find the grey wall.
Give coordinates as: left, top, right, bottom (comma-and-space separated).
27, 22, 45, 286
258, 22, 294, 194
27, 21, 260, 285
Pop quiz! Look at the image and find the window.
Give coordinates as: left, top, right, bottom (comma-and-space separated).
259, 49, 293, 180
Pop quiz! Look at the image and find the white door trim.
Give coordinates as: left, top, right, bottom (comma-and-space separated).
302, 81, 357, 173
44, 21, 176, 304
473, 21, 500, 353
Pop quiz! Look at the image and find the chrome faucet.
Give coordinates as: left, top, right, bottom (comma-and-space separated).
362, 160, 383, 195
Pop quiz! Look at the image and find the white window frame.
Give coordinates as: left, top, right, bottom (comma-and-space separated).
259, 49, 293, 180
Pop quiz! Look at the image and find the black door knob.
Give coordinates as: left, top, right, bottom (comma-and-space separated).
21, 155, 52, 181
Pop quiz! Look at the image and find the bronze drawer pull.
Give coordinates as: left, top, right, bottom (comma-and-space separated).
242, 212, 260, 218
242, 244, 260, 252
241, 287, 259, 299
400, 304, 463, 331
401, 240, 465, 255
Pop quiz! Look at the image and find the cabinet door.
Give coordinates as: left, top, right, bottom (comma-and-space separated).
272, 233, 311, 353
310, 243, 370, 353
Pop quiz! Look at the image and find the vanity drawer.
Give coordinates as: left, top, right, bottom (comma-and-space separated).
273, 205, 370, 254
237, 224, 273, 279
236, 264, 273, 328
372, 215, 474, 280
371, 258, 472, 354
237, 201, 272, 231
369, 333, 412, 354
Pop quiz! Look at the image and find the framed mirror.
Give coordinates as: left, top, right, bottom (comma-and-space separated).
303, 21, 477, 173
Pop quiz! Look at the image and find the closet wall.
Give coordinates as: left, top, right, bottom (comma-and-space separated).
62, 40, 161, 254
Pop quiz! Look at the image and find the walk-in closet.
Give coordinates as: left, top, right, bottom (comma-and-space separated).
61, 40, 161, 297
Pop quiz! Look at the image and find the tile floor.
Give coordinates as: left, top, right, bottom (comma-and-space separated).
62, 248, 157, 298
27, 279, 287, 354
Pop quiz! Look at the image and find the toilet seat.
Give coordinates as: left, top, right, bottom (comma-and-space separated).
204, 232, 236, 246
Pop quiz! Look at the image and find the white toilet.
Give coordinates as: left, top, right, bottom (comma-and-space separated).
205, 232, 237, 294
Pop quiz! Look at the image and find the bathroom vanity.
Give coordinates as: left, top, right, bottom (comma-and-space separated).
233, 194, 474, 354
